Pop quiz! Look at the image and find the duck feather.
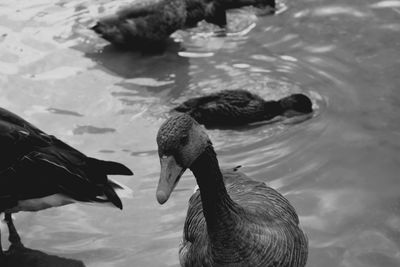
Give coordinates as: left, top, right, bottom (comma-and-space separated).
0, 107, 133, 213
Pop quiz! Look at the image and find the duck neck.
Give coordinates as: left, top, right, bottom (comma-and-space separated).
189, 145, 237, 234
262, 100, 285, 120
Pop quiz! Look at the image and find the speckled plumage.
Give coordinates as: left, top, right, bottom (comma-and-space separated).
173, 90, 313, 127
180, 153, 308, 267
156, 114, 308, 267
92, 0, 187, 49
92, 0, 229, 49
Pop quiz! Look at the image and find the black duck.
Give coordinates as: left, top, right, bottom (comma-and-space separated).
173, 89, 313, 127
156, 114, 308, 267
92, 0, 227, 49
219, 0, 275, 10
0, 107, 133, 255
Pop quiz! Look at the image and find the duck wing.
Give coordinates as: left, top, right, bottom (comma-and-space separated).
225, 171, 300, 224
0, 108, 132, 212
179, 90, 265, 126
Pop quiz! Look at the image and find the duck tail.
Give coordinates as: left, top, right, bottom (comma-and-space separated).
102, 183, 123, 210
88, 158, 133, 176
109, 179, 134, 200
88, 158, 133, 209
90, 19, 114, 35
90, 22, 102, 34
90, 17, 129, 46
101, 179, 133, 210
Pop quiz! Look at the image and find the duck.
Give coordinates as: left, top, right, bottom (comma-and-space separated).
184, 0, 227, 28
0, 107, 133, 255
91, 0, 227, 49
172, 89, 313, 128
155, 114, 308, 267
218, 0, 275, 11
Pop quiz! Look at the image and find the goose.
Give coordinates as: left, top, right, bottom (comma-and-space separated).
0, 107, 133, 255
91, 0, 227, 49
155, 114, 308, 267
173, 89, 313, 128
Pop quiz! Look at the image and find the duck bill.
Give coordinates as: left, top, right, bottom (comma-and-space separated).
156, 156, 186, 205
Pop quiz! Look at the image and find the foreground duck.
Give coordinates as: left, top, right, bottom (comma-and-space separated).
156, 114, 308, 267
92, 0, 227, 49
0, 107, 133, 255
173, 90, 313, 128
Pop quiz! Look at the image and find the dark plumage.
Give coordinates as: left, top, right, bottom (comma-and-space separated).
156, 114, 308, 267
0, 107, 133, 255
91, 0, 227, 49
173, 90, 313, 127
218, 0, 275, 10
91, 0, 186, 49
184, 0, 227, 28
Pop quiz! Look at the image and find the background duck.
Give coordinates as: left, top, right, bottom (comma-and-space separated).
218, 0, 275, 10
184, 0, 227, 28
156, 114, 308, 267
91, 0, 227, 50
0, 107, 133, 255
173, 89, 313, 128
91, 0, 187, 50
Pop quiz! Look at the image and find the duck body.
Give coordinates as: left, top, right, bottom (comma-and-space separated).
91, 0, 187, 49
217, 0, 275, 10
173, 90, 313, 127
0, 107, 133, 215
156, 114, 308, 267
184, 0, 227, 28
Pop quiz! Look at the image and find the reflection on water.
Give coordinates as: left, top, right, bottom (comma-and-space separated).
1, 0, 400, 266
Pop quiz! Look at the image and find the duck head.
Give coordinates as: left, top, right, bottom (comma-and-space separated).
156, 114, 210, 204
278, 94, 313, 116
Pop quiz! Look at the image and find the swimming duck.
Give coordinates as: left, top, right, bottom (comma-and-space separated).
91, 0, 187, 49
156, 114, 308, 267
184, 0, 227, 28
173, 89, 313, 128
0, 107, 133, 255
91, 0, 226, 49
219, 0, 275, 10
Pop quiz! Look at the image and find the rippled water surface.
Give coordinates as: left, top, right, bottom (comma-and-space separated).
1, 0, 400, 266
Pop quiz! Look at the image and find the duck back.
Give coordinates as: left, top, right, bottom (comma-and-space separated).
92, 0, 186, 49
173, 90, 273, 126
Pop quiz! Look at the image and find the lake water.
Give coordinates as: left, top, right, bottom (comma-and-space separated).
1, 0, 400, 266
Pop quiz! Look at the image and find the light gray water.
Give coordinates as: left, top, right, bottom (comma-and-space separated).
1, 0, 400, 266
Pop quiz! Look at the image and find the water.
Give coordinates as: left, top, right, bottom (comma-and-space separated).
1, 0, 400, 266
